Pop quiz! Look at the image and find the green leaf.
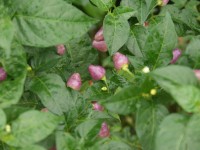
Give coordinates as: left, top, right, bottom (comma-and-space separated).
90, 111, 120, 121
185, 38, 200, 68
128, 55, 144, 70
11, 0, 97, 47
66, 34, 98, 79
121, 0, 156, 24
187, 113, 200, 150
171, 0, 187, 8
29, 47, 61, 72
152, 65, 198, 92
101, 86, 141, 115
170, 85, 200, 113
136, 103, 168, 150
132, 0, 157, 24
113, 6, 136, 20
19, 145, 46, 150
156, 113, 200, 150
120, 0, 134, 7
144, 12, 177, 68
29, 74, 72, 115
155, 114, 187, 150
1, 110, 61, 147
90, 0, 113, 11
152, 66, 200, 113
103, 13, 130, 55
75, 119, 101, 138
100, 141, 132, 150
46, 34, 98, 80
126, 25, 147, 57
0, 109, 6, 129
161, 5, 200, 32
4, 106, 30, 123
0, 17, 14, 57
0, 42, 27, 108
56, 131, 77, 150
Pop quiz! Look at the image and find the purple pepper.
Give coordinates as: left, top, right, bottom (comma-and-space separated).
0, 67, 7, 81
170, 49, 182, 64
94, 27, 104, 41
56, 44, 65, 55
92, 101, 104, 111
92, 27, 108, 52
194, 70, 200, 80
99, 122, 110, 138
88, 65, 106, 80
162, 0, 169, 5
113, 52, 129, 70
66, 73, 82, 90
92, 40, 108, 52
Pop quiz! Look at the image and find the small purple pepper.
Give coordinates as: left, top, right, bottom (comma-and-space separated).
92, 40, 107, 52
194, 70, 200, 80
99, 122, 110, 138
66, 73, 82, 90
92, 101, 104, 111
0, 67, 7, 81
113, 52, 129, 70
56, 44, 65, 55
162, 0, 169, 5
170, 49, 182, 64
92, 27, 108, 52
94, 27, 104, 41
88, 65, 106, 80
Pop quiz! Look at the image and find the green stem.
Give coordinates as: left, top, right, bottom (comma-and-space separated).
101, 76, 110, 93
122, 67, 135, 78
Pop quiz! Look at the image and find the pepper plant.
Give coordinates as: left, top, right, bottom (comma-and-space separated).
0, 0, 200, 149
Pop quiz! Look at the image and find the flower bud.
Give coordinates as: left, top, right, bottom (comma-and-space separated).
27, 66, 32, 72
150, 89, 157, 95
67, 73, 82, 90
194, 70, 200, 80
170, 49, 182, 64
88, 65, 106, 80
113, 52, 129, 70
56, 44, 65, 55
94, 27, 104, 41
99, 122, 110, 138
101, 86, 107, 91
92, 101, 104, 111
0, 67, 7, 81
92, 40, 108, 52
5, 124, 11, 133
142, 66, 150, 73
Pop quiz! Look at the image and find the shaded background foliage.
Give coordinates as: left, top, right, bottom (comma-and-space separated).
0, 0, 200, 149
